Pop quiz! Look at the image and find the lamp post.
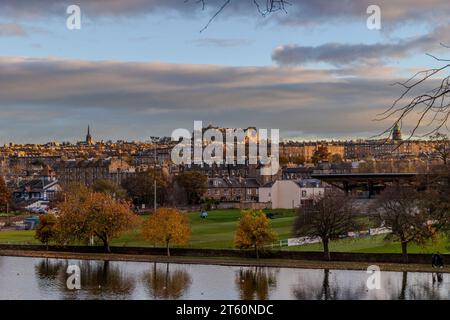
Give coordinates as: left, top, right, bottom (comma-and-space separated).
154, 142, 157, 211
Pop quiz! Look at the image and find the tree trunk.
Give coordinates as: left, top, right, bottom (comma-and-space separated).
323, 238, 331, 261
254, 245, 259, 259
102, 234, 110, 253
401, 241, 408, 264
166, 241, 170, 257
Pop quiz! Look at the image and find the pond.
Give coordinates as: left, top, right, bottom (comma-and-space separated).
0, 256, 448, 300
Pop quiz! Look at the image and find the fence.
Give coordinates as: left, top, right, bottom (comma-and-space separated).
274, 227, 391, 248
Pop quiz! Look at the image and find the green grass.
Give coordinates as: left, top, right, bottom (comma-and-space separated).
284, 234, 450, 254
1, 208, 450, 254
0, 209, 296, 249
0, 230, 38, 244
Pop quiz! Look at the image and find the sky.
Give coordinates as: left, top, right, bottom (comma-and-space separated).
0, 0, 449, 143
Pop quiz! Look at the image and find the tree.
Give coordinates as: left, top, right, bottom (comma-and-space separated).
121, 169, 171, 208
420, 165, 450, 233
311, 146, 330, 165
141, 208, 191, 256
35, 214, 57, 249
430, 132, 450, 165
378, 47, 450, 139
330, 153, 343, 164
56, 186, 138, 252
174, 171, 207, 205
0, 176, 11, 213
373, 187, 438, 263
92, 179, 127, 199
358, 158, 376, 173
234, 210, 277, 259
294, 191, 357, 261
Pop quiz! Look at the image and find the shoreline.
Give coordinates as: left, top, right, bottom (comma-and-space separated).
1, 249, 449, 274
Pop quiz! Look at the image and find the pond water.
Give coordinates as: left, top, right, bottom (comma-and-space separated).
0, 256, 448, 300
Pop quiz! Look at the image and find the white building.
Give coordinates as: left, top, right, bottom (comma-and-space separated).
259, 179, 324, 209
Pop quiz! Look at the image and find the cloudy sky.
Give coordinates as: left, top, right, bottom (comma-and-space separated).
0, 0, 449, 143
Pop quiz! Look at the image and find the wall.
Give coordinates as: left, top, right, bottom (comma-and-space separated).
0, 244, 446, 265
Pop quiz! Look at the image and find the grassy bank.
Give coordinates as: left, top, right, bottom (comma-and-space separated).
0, 209, 296, 248
1, 208, 449, 254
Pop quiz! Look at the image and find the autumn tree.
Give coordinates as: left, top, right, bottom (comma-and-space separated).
330, 153, 343, 164
234, 210, 277, 259
92, 179, 127, 199
294, 191, 357, 261
173, 171, 207, 205
56, 186, 138, 252
373, 187, 438, 263
141, 208, 191, 256
121, 168, 171, 208
0, 176, 11, 213
311, 146, 330, 165
35, 214, 58, 249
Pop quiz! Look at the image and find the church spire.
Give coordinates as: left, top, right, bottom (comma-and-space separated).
86, 125, 93, 145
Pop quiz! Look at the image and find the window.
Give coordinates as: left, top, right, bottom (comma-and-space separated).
301, 190, 307, 197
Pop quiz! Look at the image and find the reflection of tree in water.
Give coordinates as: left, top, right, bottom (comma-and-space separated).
293, 269, 366, 300
235, 267, 278, 300
384, 271, 446, 300
294, 269, 338, 300
79, 260, 136, 297
35, 259, 66, 281
35, 259, 136, 299
398, 272, 408, 300
404, 272, 445, 300
142, 263, 192, 299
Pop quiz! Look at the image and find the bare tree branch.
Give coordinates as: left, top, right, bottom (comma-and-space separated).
377, 46, 450, 140
184, 0, 290, 32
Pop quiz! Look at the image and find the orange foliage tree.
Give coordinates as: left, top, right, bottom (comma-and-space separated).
141, 208, 191, 256
56, 186, 138, 252
234, 210, 277, 259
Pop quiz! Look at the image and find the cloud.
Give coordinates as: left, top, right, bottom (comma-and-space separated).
1, 0, 450, 27
192, 37, 253, 47
272, 25, 450, 66
0, 56, 434, 143
0, 23, 27, 37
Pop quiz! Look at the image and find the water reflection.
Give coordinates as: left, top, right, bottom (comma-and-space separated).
34, 259, 136, 299
142, 263, 191, 299
0, 256, 448, 300
293, 269, 344, 300
78, 260, 136, 297
235, 267, 278, 300
35, 259, 65, 281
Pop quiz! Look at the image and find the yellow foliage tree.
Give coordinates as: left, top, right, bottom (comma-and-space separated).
56, 186, 138, 252
234, 210, 277, 259
141, 208, 191, 256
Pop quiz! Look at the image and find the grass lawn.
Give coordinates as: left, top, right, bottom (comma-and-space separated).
0, 209, 296, 249
1, 208, 449, 254
284, 234, 450, 254
0, 230, 38, 244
